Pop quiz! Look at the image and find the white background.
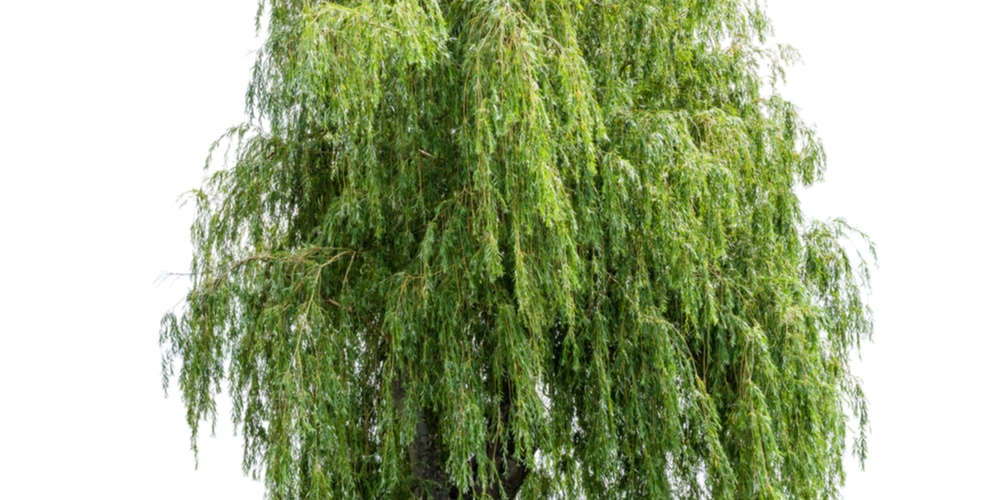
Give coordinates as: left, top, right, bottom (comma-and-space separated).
1, 1, 996, 497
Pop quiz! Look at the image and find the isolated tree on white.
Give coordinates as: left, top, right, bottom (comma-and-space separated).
161, 0, 874, 498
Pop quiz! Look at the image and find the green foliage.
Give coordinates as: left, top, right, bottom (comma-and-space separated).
161, 0, 874, 498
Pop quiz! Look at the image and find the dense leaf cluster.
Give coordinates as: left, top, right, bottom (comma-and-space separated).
161, 0, 874, 498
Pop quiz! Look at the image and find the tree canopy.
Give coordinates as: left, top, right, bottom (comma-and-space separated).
161, 0, 874, 498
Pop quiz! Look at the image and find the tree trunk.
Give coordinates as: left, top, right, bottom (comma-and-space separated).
392, 378, 451, 500
392, 377, 530, 499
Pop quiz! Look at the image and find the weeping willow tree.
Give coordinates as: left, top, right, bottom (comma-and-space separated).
161, 0, 875, 498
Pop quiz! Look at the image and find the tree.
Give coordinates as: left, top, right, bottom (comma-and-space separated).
160, 0, 874, 498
